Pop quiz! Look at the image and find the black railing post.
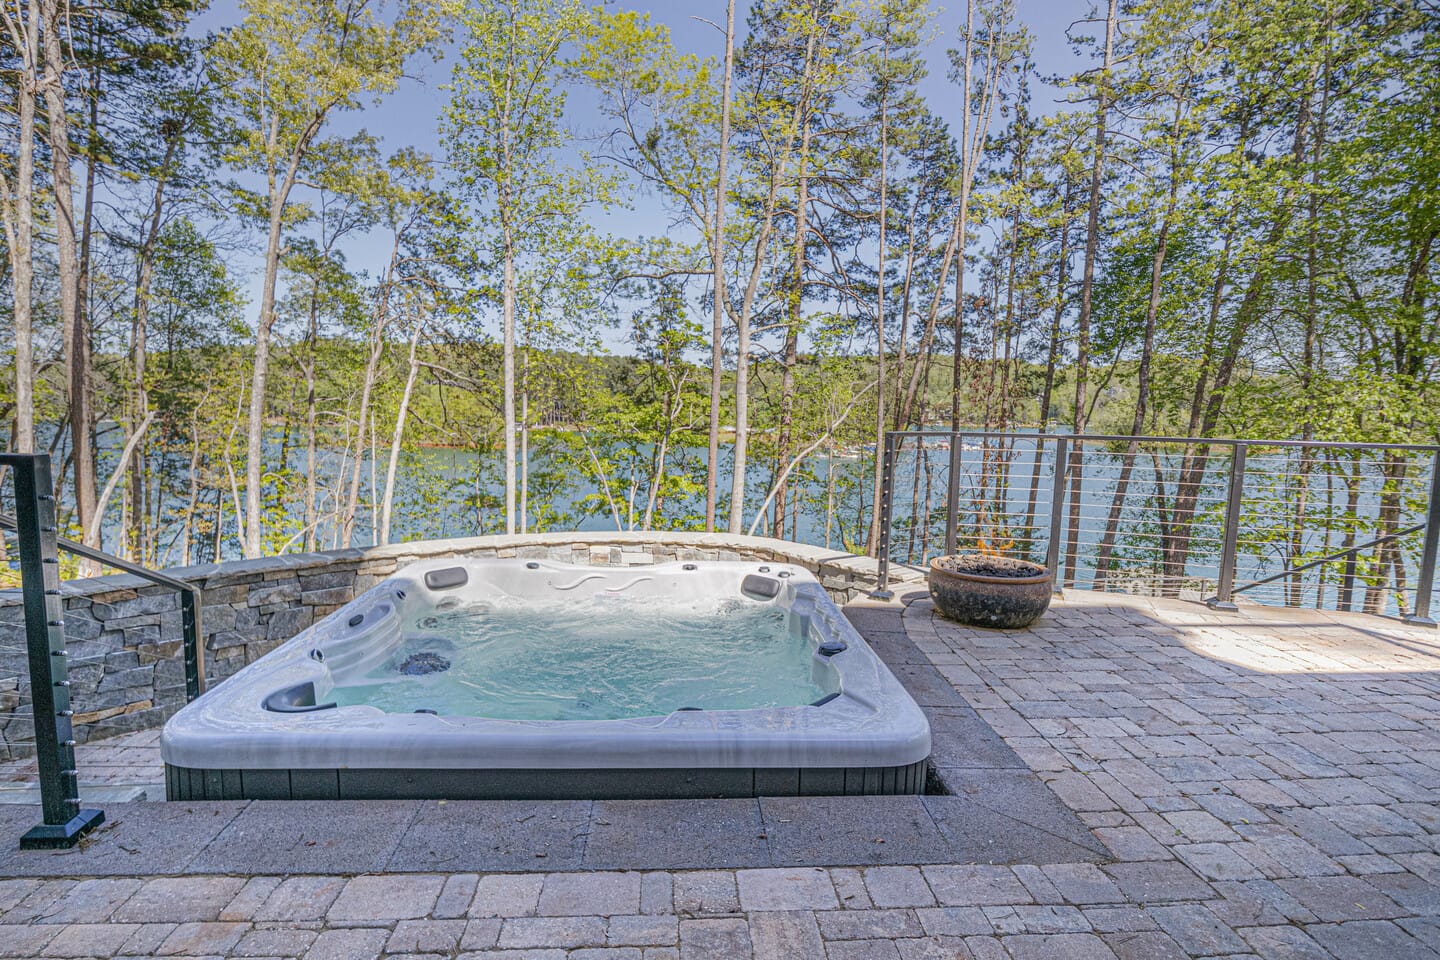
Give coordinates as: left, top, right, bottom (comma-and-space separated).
1404, 450, 1440, 627
181, 588, 207, 698
1207, 442, 1247, 612
5, 453, 105, 849
944, 430, 962, 555
1046, 436, 1069, 595
870, 432, 896, 600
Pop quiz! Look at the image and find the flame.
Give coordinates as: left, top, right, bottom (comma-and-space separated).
975, 536, 1013, 559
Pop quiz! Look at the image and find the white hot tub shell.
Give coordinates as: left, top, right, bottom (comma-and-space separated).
162, 558, 932, 800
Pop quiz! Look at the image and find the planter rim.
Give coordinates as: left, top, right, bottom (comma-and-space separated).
928, 555, 1054, 587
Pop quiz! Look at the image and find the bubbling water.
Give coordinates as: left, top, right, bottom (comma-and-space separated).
329, 596, 832, 721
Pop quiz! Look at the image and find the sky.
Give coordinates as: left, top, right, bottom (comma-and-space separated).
193, 0, 1100, 352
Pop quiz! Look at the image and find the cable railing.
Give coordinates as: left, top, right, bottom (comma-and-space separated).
872, 431, 1440, 625
0, 452, 204, 849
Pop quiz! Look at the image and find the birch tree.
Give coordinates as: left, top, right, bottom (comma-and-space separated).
445, 0, 607, 536
214, 0, 439, 558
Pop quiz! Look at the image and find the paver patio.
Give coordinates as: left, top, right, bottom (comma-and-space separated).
1, 589, 1438, 958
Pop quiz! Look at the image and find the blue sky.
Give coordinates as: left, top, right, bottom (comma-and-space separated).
193, 0, 1097, 352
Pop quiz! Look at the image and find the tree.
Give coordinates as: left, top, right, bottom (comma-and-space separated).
445, 0, 608, 536
0, 0, 40, 453
213, 0, 439, 558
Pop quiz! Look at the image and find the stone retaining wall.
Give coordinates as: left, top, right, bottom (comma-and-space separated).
0, 533, 919, 759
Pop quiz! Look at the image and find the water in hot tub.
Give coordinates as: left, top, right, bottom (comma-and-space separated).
328, 597, 833, 720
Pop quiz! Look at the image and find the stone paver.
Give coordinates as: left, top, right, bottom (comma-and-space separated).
1, 591, 1438, 958
326, 874, 445, 922
736, 867, 838, 911
537, 872, 641, 916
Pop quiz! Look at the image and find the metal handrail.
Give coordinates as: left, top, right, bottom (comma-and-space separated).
0, 511, 194, 594
0, 510, 205, 699
877, 429, 1440, 453
1229, 522, 1426, 596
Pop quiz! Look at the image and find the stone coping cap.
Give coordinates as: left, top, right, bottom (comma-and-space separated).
0, 531, 921, 604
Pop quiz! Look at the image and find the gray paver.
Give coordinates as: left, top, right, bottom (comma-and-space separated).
386, 919, 467, 953
252, 876, 346, 921
673, 872, 738, 916
304, 927, 389, 960
390, 800, 590, 872
326, 874, 445, 922
153, 920, 248, 956
736, 868, 837, 911
585, 800, 768, 870
499, 916, 607, 949
189, 800, 419, 875
608, 915, 678, 946
1308, 919, 1440, 960
863, 867, 936, 908
41, 921, 140, 958
1003, 932, 1119, 959
537, 872, 641, 917
112, 877, 246, 923
817, 908, 923, 939
678, 917, 752, 959
746, 910, 824, 955
470, 874, 545, 918
921, 865, 1030, 906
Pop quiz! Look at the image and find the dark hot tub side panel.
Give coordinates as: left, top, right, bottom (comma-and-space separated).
165, 761, 928, 801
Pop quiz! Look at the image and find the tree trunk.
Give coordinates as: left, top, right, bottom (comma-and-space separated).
705, 0, 736, 532
243, 189, 288, 557
773, 87, 813, 541
1063, 0, 1118, 589
2, 0, 41, 453
304, 276, 320, 552
129, 133, 178, 563
1290, 49, 1330, 607
866, 71, 889, 557
243, 96, 323, 557
1093, 207, 1174, 587
727, 11, 821, 534
1022, 178, 1073, 549
1161, 95, 1312, 589
343, 239, 399, 547
41, 0, 93, 544
502, 232, 517, 535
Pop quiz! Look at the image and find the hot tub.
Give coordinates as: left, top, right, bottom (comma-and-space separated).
162, 558, 931, 800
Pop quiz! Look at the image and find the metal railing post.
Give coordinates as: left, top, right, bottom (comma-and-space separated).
944, 430, 962, 555
181, 588, 207, 698
1404, 449, 1440, 626
1046, 436, 1069, 596
1207, 442, 1247, 612
870, 432, 896, 600
6, 454, 105, 849
1340, 549, 1357, 612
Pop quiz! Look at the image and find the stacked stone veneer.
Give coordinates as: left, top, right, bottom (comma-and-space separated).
0, 532, 922, 759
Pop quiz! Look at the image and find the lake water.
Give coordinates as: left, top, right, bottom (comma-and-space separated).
63, 431, 1440, 615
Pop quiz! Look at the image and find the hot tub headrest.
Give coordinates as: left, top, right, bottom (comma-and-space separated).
424, 566, 469, 591
741, 574, 782, 600
263, 681, 337, 713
